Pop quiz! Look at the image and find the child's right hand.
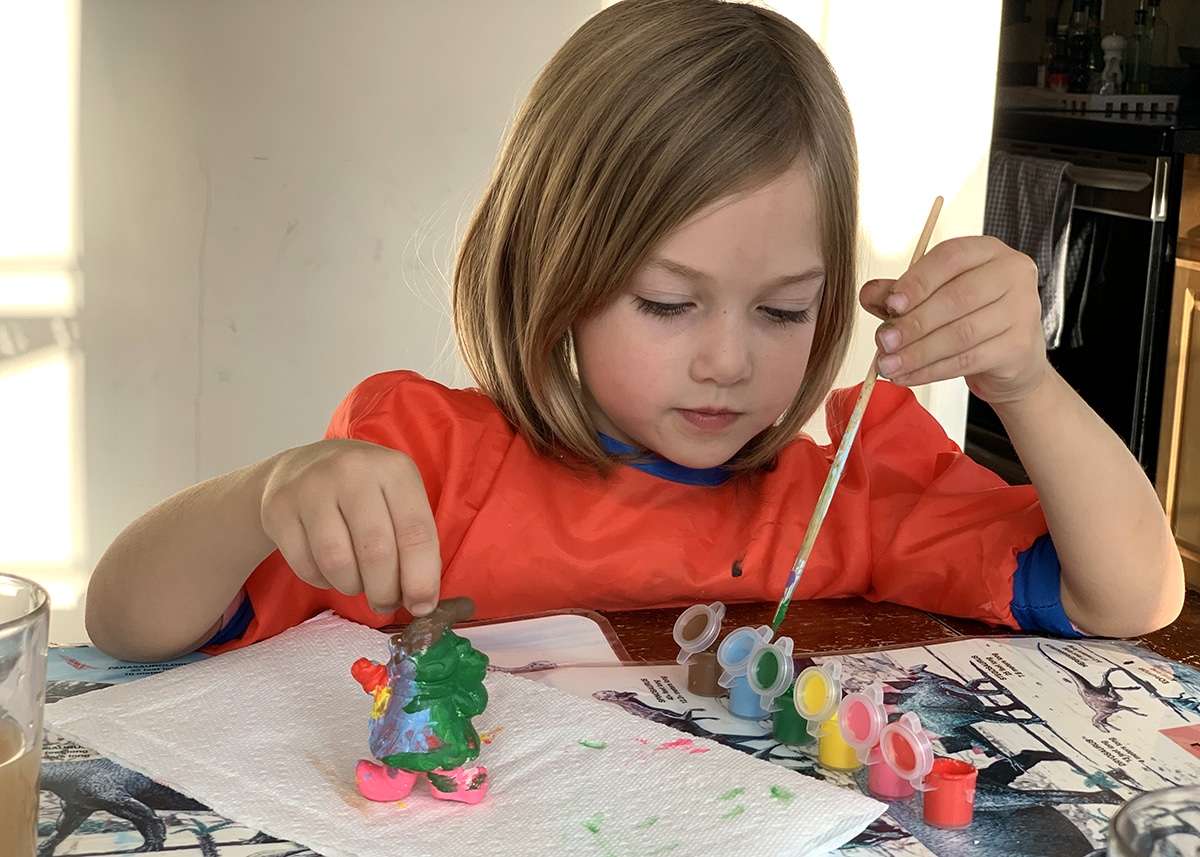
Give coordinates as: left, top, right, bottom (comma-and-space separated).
260, 439, 442, 617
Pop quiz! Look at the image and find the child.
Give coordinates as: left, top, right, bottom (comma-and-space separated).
86, 0, 1183, 663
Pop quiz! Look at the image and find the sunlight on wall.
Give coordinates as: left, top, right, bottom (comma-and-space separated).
0, 0, 86, 641
0, 356, 77, 564
0, 1, 74, 258
773, 0, 1000, 445
0, 273, 75, 314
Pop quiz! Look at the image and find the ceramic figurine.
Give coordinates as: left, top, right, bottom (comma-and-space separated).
351, 597, 490, 804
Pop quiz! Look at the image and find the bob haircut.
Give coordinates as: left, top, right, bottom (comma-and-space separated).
453, 0, 859, 475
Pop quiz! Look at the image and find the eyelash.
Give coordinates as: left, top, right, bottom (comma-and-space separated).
633, 297, 812, 326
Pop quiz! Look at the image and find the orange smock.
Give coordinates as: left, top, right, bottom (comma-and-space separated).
205, 371, 1054, 654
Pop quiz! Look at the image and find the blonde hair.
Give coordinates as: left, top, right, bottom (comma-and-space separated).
453, 0, 858, 474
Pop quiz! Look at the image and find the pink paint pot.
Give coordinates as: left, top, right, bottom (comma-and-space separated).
922, 757, 977, 830
868, 756, 916, 801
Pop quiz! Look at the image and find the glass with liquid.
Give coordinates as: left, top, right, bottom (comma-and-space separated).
1108, 786, 1200, 857
0, 574, 50, 857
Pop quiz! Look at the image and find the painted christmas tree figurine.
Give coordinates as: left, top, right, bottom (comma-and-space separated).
351, 596, 490, 804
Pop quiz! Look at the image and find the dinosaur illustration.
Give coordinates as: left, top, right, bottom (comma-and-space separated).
886, 663, 1041, 753
37, 757, 274, 856
875, 749, 1124, 857
1038, 644, 1147, 733
45, 679, 113, 704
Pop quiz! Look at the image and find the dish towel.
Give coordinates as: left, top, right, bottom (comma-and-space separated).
983, 149, 1077, 349
45, 612, 884, 857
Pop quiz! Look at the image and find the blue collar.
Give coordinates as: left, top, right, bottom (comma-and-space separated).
599, 434, 733, 487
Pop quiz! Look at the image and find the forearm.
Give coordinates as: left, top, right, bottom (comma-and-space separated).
85, 455, 280, 662
994, 370, 1184, 637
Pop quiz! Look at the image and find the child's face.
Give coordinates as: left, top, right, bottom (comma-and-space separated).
574, 163, 824, 469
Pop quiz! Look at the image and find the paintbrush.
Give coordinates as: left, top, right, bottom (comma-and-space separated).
770, 196, 944, 632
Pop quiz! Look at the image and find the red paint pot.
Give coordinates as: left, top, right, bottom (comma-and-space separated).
922, 757, 977, 829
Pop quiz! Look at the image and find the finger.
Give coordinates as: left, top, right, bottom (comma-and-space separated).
273, 518, 332, 590
882, 325, 1014, 388
875, 262, 1010, 358
888, 237, 1019, 315
301, 504, 364, 597
858, 278, 897, 320
878, 295, 1017, 381
382, 462, 442, 617
339, 486, 401, 614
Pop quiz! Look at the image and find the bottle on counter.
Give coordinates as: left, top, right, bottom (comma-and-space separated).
1087, 0, 1105, 83
1148, 0, 1171, 69
1126, 8, 1152, 94
1048, 25, 1071, 93
1037, 17, 1058, 89
1067, 0, 1093, 93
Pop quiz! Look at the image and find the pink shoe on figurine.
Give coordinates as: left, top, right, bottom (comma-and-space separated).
426, 766, 489, 804
355, 759, 419, 802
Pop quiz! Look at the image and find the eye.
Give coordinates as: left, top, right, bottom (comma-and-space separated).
634, 296, 691, 318
760, 306, 813, 326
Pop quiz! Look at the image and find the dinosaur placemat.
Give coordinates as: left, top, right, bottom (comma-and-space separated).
537, 636, 1200, 855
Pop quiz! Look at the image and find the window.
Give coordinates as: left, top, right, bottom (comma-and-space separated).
0, 0, 86, 640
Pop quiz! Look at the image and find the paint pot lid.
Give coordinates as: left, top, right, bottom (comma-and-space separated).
747, 636, 795, 703
716, 624, 773, 685
879, 711, 934, 786
793, 658, 843, 722
672, 601, 725, 665
837, 684, 886, 762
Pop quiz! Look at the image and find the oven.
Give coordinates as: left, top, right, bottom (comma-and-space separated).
965, 109, 1192, 486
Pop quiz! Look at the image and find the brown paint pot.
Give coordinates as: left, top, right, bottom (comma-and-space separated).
686, 651, 722, 696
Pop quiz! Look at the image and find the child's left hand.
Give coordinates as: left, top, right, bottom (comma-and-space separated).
858, 236, 1047, 407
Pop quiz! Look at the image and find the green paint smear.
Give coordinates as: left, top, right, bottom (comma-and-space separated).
634, 816, 660, 829
583, 812, 605, 834
770, 785, 795, 803
648, 843, 680, 854
425, 771, 456, 793
720, 805, 746, 820
578, 739, 607, 749
716, 787, 745, 801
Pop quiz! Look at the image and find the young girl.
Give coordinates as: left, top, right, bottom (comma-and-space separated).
86, 0, 1183, 663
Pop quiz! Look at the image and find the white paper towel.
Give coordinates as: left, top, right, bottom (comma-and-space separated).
46, 612, 883, 857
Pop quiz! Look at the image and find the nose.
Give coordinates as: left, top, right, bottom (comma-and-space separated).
689, 310, 752, 385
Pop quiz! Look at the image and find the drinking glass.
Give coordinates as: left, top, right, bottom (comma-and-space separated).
1108, 785, 1200, 857
0, 574, 50, 857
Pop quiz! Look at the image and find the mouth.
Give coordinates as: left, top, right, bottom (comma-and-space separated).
677, 408, 741, 431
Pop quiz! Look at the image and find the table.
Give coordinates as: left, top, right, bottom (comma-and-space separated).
38, 591, 1200, 856
601, 588, 1200, 668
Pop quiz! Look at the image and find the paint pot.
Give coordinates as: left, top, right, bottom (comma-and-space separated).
878, 711, 934, 802
727, 673, 769, 720
715, 625, 773, 688
867, 754, 917, 801
817, 713, 861, 772
792, 659, 842, 739
746, 636, 794, 713
922, 757, 977, 829
835, 683, 909, 798
673, 602, 725, 666
685, 651, 722, 696
771, 685, 814, 745
716, 625, 774, 720
836, 684, 885, 764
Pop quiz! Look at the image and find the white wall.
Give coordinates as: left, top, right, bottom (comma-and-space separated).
80, 1, 600, 604
75, 0, 1000, 643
